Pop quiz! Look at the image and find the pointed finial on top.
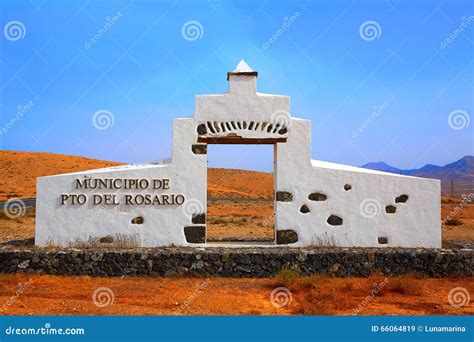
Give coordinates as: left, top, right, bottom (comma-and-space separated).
227, 59, 258, 80
233, 59, 254, 72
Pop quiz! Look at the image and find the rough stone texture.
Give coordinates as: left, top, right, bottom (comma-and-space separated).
299, 205, 310, 214
276, 191, 293, 202
184, 226, 206, 243
99, 236, 113, 243
131, 217, 144, 225
327, 215, 343, 226
197, 124, 207, 135
395, 194, 409, 203
386, 205, 397, 214
378, 237, 388, 245
191, 144, 207, 155
0, 247, 471, 278
308, 192, 327, 201
344, 184, 352, 191
276, 230, 298, 244
192, 214, 206, 224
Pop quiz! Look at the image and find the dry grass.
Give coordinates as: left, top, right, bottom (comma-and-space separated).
445, 218, 463, 226
274, 265, 301, 288
0, 273, 472, 315
387, 277, 424, 296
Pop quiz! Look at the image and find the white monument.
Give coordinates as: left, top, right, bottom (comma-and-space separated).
36, 61, 441, 248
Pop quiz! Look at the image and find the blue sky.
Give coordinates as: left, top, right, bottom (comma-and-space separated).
0, 0, 473, 172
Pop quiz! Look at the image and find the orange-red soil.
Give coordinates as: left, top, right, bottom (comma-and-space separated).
0, 151, 121, 201
0, 151, 473, 244
0, 151, 473, 316
0, 274, 472, 315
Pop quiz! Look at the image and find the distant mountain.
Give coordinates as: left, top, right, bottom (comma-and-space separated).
361, 156, 474, 194
361, 162, 402, 174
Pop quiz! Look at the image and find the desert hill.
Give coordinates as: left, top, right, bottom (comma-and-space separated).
0, 151, 273, 200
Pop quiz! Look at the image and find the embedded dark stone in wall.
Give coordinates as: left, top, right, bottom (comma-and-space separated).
131, 217, 144, 225
184, 226, 206, 243
197, 124, 207, 135
378, 237, 388, 244
278, 127, 287, 135
395, 194, 409, 203
192, 144, 207, 155
192, 213, 206, 224
327, 215, 343, 226
344, 184, 352, 191
308, 192, 327, 201
276, 191, 293, 202
276, 230, 298, 244
385, 205, 396, 214
99, 236, 114, 243
300, 204, 310, 214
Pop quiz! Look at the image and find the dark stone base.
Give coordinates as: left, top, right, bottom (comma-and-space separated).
184, 226, 206, 243
276, 230, 298, 244
0, 247, 472, 278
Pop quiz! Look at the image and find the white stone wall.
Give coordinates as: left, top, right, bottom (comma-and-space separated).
35, 61, 441, 248
276, 119, 441, 248
36, 118, 208, 247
